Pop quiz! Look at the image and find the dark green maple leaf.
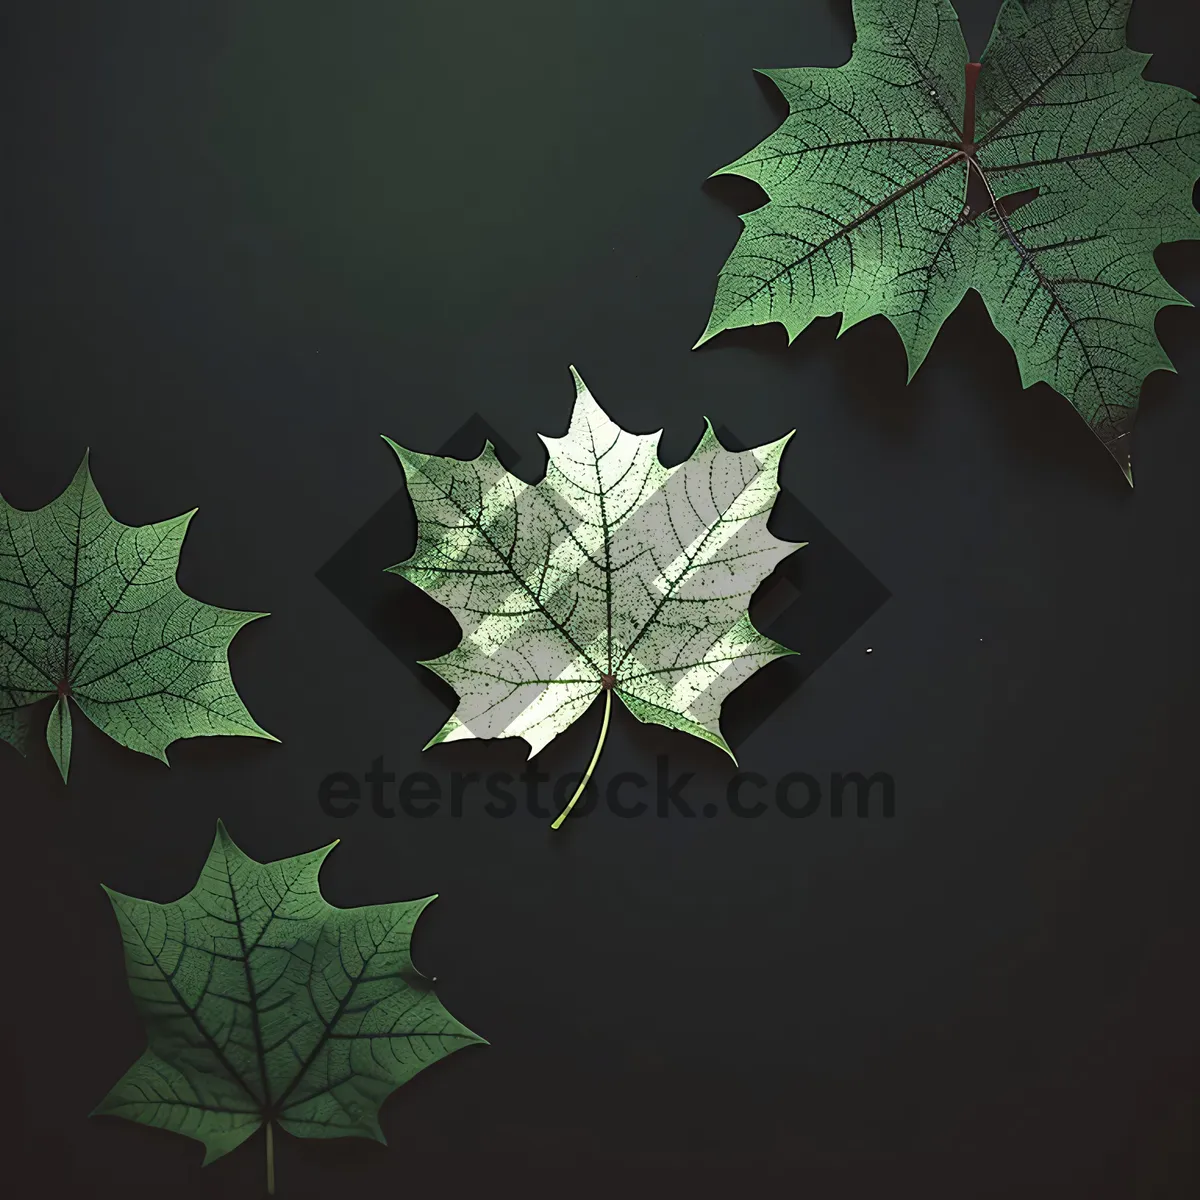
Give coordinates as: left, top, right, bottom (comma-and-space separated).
0, 454, 276, 782
94, 822, 485, 1194
696, 0, 1200, 481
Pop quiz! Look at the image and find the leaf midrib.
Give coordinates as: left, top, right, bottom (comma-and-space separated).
974, 0, 1125, 151
724, 150, 965, 321
404, 452, 607, 682
59, 473, 88, 687
224, 849, 273, 1111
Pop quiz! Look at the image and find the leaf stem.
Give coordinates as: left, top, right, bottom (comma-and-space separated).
962, 62, 981, 148
266, 1121, 275, 1196
550, 688, 611, 829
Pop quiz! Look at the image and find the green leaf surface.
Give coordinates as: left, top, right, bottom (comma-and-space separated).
385, 366, 804, 822
0, 454, 277, 780
698, 0, 1200, 480
95, 822, 484, 1174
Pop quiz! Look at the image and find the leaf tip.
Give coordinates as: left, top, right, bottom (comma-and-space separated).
381, 434, 410, 464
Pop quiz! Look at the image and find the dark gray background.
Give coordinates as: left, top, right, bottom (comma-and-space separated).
2, 1, 1197, 1197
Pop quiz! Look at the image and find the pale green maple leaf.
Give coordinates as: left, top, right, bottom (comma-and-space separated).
94, 821, 484, 1193
696, 0, 1200, 482
385, 367, 805, 827
0, 454, 276, 782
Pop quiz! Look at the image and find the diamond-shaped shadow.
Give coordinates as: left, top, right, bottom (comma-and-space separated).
316, 416, 889, 751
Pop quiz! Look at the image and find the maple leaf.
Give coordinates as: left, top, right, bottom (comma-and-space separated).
696, 0, 1200, 482
94, 821, 484, 1194
0, 454, 276, 782
385, 366, 805, 827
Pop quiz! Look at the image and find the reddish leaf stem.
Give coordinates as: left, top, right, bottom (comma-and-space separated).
963, 62, 981, 150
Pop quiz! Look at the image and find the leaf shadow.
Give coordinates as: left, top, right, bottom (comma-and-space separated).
825, 314, 929, 444
700, 171, 770, 224
750, 65, 792, 122
619, 656, 808, 776
1135, 237, 1200, 456
162, 729, 283, 775
417, 727, 532, 782
938, 286, 1186, 489
697, 72, 783, 228
66, 714, 277, 788
369, 578, 462, 715
689, 235, 1195, 484
826, 0, 854, 43
1151, 233, 1200, 338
